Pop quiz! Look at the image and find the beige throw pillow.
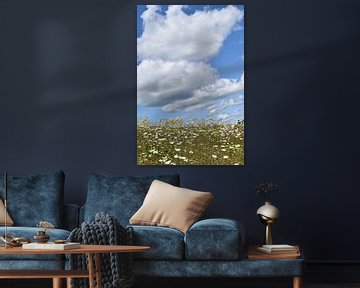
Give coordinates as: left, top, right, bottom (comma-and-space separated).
130, 180, 213, 233
0, 199, 14, 226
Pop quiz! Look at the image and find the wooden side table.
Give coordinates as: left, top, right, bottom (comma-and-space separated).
247, 245, 303, 288
0, 244, 150, 288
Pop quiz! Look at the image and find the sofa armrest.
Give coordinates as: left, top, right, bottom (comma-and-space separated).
184, 218, 245, 260
63, 204, 80, 231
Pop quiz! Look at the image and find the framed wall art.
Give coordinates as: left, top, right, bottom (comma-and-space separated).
137, 5, 244, 165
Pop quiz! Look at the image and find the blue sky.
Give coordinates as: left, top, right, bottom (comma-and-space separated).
137, 5, 244, 123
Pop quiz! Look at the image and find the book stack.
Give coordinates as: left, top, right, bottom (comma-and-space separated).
257, 244, 299, 254
248, 244, 300, 260
22, 242, 80, 250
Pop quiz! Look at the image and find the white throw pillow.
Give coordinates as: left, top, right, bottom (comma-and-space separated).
0, 199, 14, 226
130, 180, 213, 233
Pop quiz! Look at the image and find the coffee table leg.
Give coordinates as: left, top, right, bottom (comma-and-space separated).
293, 276, 302, 288
95, 253, 102, 288
66, 277, 72, 288
52, 278, 62, 288
88, 253, 95, 288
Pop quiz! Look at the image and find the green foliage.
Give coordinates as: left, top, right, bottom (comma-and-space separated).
137, 118, 244, 165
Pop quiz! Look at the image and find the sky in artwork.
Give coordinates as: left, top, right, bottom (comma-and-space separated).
137, 5, 244, 123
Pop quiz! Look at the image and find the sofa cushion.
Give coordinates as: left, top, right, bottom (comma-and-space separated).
130, 225, 184, 260
130, 180, 213, 233
184, 218, 245, 260
0, 199, 14, 226
0, 171, 65, 227
0, 227, 69, 261
84, 173, 180, 225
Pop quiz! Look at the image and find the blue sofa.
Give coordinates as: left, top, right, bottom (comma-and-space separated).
81, 173, 304, 283
0, 171, 79, 270
0, 171, 304, 287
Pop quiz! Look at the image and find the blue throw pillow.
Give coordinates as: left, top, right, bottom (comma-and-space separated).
0, 170, 65, 227
84, 173, 180, 225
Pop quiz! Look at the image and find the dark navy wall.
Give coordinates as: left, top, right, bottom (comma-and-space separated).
1, 0, 360, 262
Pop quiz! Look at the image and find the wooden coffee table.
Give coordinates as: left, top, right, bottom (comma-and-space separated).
0, 244, 150, 288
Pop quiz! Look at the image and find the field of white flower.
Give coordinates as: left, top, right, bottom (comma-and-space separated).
137, 118, 244, 165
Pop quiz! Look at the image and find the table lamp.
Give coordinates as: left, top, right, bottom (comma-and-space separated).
256, 201, 280, 245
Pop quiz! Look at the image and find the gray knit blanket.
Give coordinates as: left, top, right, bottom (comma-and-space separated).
68, 212, 134, 288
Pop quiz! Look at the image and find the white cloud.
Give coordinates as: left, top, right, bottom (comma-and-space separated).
137, 5, 244, 122
215, 109, 243, 123
162, 76, 243, 112
217, 113, 230, 121
208, 95, 243, 114
137, 59, 217, 106
138, 5, 244, 62
138, 59, 243, 112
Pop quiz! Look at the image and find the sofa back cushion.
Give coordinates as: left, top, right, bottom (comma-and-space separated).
84, 173, 180, 225
0, 170, 65, 227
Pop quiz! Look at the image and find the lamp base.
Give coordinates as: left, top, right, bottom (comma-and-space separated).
265, 223, 272, 245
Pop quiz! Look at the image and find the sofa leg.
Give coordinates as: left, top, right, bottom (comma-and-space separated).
53, 278, 62, 288
293, 276, 302, 288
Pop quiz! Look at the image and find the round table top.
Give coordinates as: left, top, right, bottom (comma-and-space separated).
0, 244, 150, 255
